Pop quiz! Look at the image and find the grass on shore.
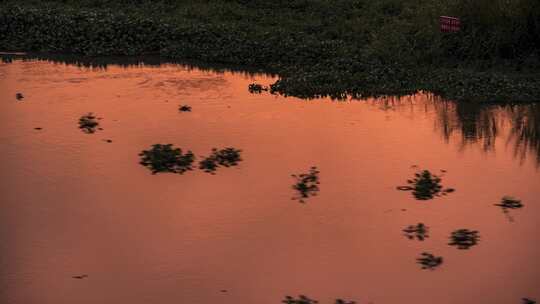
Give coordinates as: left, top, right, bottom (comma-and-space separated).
1, 0, 539, 102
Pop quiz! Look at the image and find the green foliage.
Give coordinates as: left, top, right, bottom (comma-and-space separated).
1, 0, 539, 102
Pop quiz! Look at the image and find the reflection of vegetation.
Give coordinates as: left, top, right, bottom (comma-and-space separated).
248, 83, 268, 94
292, 167, 320, 203
139, 144, 195, 174
397, 170, 454, 200
416, 252, 443, 270
403, 223, 429, 241
179, 105, 192, 112
507, 104, 540, 166
199, 148, 242, 174
429, 97, 540, 166
449, 229, 479, 249
78, 113, 100, 134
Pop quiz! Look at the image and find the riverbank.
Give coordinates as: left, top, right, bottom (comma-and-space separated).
1, 0, 539, 102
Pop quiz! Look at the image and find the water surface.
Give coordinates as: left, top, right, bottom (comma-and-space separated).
0, 57, 539, 304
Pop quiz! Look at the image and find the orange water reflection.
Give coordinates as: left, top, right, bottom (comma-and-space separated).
0, 58, 538, 304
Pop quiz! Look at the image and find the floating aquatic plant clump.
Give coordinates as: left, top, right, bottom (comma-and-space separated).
416, 252, 443, 270
15, 92, 24, 101
403, 223, 429, 241
78, 113, 100, 133
495, 196, 523, 212
199, 147, 242, 174
139, 144, 195, 174
282, 295, 319, 304
523, 298, 536, 304
494, 196, 524, 221
448, 229, 480, 249
179, 105, 192, 112
292, 166, 320, 203
397, 170, 454, 200
248, 83, 268, 94
282, 296, 356, 304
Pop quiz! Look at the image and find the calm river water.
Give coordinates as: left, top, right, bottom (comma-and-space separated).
0, 56, 538, 304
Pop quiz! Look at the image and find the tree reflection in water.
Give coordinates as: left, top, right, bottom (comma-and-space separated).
367, 94, 540, 167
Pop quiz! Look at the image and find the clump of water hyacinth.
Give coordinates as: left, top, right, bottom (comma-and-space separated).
282, 295, 319, 304
292, 166, 320, 203
403, 223, 429, 241
139, 144, 195, 174
248, 83, 268, 93
416, 252, 443, 270
448, 229, 480, 249
78, 113, 100, 133
494, 196, 523, 212
397, 169, 455, 200
179, 105, 192, 112
494, 196, 524, 221
199, 147, 242, 174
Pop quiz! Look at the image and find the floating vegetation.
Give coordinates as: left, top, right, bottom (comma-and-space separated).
448, 229, 480, 249
15, 92, 24, 101
283, 295, 318, 304
34, 127, 42, 130
495, 196, 523, 212
292, 167, 320, 203
139, 144, 195, 174
248, 83, 268, 94
78, 113, 100, 134
199, 147, 243, 174
494, 196, 524, 222
179, 105, 192, 112
403, 223, 429, 241
72, 274, 88, 279
416, 252, 443, 270
282, 296, 356, 304
523, 298, 536, 304
103, 139, 113, 143
397, 170, 455, 200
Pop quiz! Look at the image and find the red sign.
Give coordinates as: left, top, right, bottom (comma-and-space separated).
440, 16, 461, 33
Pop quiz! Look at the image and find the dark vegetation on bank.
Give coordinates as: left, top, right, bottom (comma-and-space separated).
1, 0, 539, 102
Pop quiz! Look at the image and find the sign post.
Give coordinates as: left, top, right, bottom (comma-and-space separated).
440, 16, 461, 33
